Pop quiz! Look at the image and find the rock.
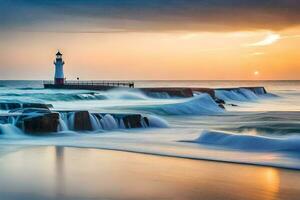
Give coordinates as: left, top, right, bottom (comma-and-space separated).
9, 108, 51, 114
143, 117, 150, 127
18, 112, 59, 134
215, 98, 225, 104
141, 88, 194, 98
0, 103, 21, 110
0, 116, 9, 124
122, 114, 143, 128
0, 102, 53, 110
218, 104, 225, 109
22, 103, 51, 109
74, 111, 92, 131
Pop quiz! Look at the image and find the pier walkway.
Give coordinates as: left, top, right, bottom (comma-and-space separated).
43, 80, 134, 90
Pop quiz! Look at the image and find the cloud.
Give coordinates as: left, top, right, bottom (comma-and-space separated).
1, 0, 300, 32
247, 33, 281, 46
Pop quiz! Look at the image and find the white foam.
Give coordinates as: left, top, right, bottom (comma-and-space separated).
67, 112, 75, 130
215, 88, 271, 102
146, 115, 169, 128
0, 124, 25, 139
136, 94, 224, 115
191, 130, 300, 152
100, 114, 119, 130
89, 113, 103, 130
58, 113, 69, 131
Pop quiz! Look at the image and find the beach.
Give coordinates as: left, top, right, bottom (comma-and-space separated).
0, 145, 299, 200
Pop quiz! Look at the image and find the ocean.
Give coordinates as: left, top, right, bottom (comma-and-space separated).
0, 80, 300, 169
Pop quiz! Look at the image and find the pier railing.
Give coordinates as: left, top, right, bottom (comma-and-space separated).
43, 80, 134, 88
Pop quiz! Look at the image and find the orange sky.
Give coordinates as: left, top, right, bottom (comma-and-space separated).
0, 27, 300, 80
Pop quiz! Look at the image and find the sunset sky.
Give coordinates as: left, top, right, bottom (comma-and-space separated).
0, 0, 299, 80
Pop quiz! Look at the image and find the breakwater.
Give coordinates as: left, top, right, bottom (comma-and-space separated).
44, 80, 135, 90
44, 80, 267, 98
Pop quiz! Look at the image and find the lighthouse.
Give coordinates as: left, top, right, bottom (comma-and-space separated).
54, 51, 65, 85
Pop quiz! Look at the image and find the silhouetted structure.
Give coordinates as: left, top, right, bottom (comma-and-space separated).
44, 51, 134, 90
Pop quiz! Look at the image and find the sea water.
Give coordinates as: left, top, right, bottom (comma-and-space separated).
0, 80, 300, 169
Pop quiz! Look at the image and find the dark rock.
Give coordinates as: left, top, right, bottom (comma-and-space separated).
215, 98, 225, 104
143, 117, 150, 127
74, 111, 92, 131
141, 88, 194, 98
0, 103, 21, 110
22, 103, 51, 110
122, 114, 143, 128
218, 104, 225, 109
0, 116, 9, 124
93, 113, 103, 121
0, 102, 53, 110
9, 108, 51, 114
18, 112, 59, 134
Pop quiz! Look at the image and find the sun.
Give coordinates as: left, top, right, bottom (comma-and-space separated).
254, 71, 259, 76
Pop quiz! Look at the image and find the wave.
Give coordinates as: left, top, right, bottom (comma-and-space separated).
0, 92, 107, 101
59, 112, 169, 132
187, 130, 300, 153
0, 112, 168, 139
101, 89, 149, 100
125, 94, 224, 115
215, 88, 276, 102
221, 111, 300, 135
0, 124, 26, 139
0, 90, 151, 102
17, 87, 41, 90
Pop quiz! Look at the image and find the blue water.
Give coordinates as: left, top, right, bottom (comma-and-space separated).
0, 80, 300, 169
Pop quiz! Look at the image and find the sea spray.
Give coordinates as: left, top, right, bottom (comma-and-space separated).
58, 113, 69, 131
127, 94, 224, 115
215, 88, 275, 102
100, 114, 119, 130
0, 124, 25, 139
89, 113, 103, 130
189, 130, 300, 152
67, 112, 75, 130
146, 115, 169, 128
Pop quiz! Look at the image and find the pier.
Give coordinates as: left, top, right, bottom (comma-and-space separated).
44, 80, 134, 90
43, 51, 134, 90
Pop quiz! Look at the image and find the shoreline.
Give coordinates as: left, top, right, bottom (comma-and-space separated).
2, 143, 300, 172
0, 145, 299, 200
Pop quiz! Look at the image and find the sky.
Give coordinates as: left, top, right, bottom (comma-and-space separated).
0, 0, 300, 80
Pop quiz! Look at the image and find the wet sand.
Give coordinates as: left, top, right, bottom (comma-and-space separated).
0, 146, 299, 200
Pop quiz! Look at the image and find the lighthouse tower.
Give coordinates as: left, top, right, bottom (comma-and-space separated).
54, 51, 65, 85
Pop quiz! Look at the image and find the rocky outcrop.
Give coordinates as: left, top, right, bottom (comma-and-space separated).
0, 102, 53, 110
73, 111, 92, 131
16, 112, 59, 134
140, 88, 194, 98
122, 114, 143, 128
22, 103, 51, 109
0, 103, 21, 110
